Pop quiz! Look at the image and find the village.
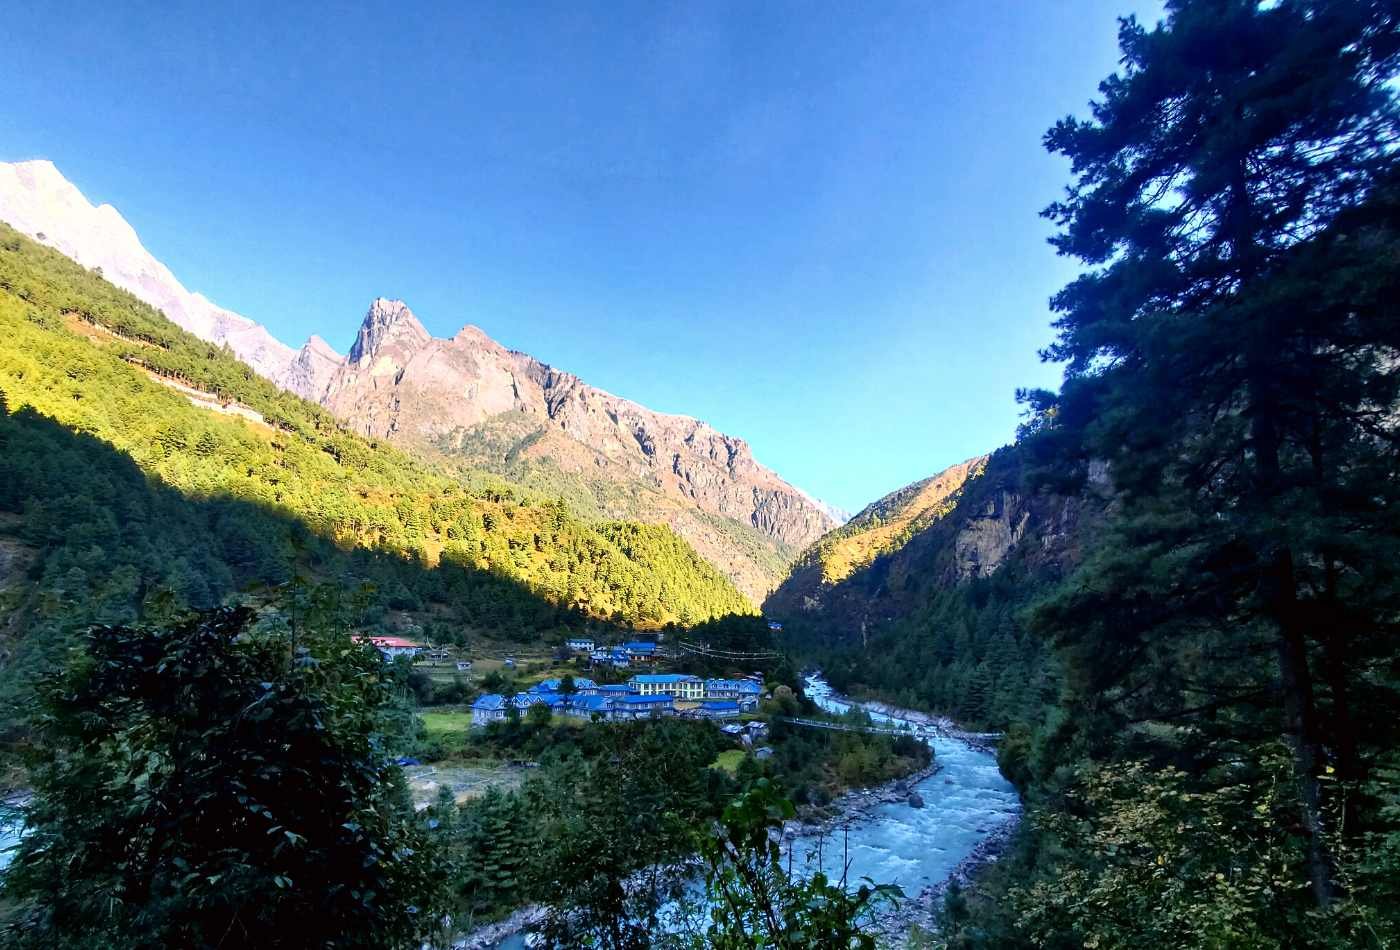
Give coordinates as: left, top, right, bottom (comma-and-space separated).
358, 633, 769, 730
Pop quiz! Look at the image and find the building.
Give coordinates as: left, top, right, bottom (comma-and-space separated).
514, 692, 566, 712
470, 693, 509, 727
694, 700, 741, 720
565, 637, 596, 653
455, 660, 473, 672
359, 635, 425, 659
767, 621, 784, 632
629, 673, 705, 701
625, 641, 659, 662
563, 694, 614, 721
530, 677, 597, 695
704, 679, 763, 707
611, 693, 674, 720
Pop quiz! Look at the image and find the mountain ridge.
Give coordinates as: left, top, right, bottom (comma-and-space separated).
0, 159, 840, 597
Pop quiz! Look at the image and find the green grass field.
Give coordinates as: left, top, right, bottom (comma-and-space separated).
419, 709, 473, 738
709, 749, 746, 775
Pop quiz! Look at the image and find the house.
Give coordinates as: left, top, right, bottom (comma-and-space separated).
514, 692, 565, 711
565, 637, 596, 653
470, 693, 509, 727
606, 648, 631, 668
455, 660, 473, 672
359, 635, 425, 659
767, 621, 784, 632
611, 693, 674, 719
530, 677, 597, 695
695, 700, 741, 720
564, 694, 614, 721
704, 679, 763, 707
625, 641, 659, 662
629, 673, 705, 701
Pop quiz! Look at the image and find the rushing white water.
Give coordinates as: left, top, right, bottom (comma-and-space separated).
0, 803, 24, 872
793, 674, 1021, 898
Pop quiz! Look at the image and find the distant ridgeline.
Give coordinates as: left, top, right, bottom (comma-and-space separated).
0, 223, 751, 717
765, 446, 1097, 731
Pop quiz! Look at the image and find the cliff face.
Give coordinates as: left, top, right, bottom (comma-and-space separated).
765, 446, 1099, 635
323, 299, 840, 597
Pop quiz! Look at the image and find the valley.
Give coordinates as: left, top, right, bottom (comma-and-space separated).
2, 3, 1399, 948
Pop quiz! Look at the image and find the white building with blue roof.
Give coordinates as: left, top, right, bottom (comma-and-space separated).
694, 700, 741, 720
470, 693, 509, 727
629, 673, 704, 701
704, 678, 763, 709
611, 693, 675, 719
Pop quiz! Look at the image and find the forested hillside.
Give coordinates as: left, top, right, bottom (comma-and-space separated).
0, 222, 751, 720
765, 455, 987, 619
770, 445, 1087, 730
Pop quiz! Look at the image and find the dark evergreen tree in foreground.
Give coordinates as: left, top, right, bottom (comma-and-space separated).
1019, 0, 1400, 917
0, 608, 444, 949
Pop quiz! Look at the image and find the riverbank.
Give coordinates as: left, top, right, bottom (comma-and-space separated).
801, 674, 1022, 946
453, 905, 545, 950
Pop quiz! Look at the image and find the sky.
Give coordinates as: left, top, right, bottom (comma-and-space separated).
3, 0, 1161, 514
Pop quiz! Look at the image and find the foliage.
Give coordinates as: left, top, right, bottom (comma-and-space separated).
426, 719, 732, 936
812, 552, 1054, 731
1016, 0, 1400, 912
0, 607, 445, 949
684, 779, 900, 949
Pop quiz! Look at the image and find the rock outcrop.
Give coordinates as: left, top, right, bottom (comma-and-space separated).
322, 299, 840, 581
282, 335, 343, 402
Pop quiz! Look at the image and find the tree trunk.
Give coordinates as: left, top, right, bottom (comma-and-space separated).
1254, 400, 1335, 907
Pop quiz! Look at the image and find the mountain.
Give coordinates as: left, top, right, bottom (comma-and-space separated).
0, 161, 840, 599
319, 297, 841, 598
0, 221, 753, 710
766, 446, 1097, 641
765, 454, 988, 616
0, 160, 300, 384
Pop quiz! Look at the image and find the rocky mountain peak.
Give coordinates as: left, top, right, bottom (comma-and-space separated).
348, 298, 430, 366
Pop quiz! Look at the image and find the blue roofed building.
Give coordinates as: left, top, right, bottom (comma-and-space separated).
612, 694, 674, 719
514, 691, 566, 711
470, 693, 509, 727
624, 641, 659, 662
694, 700, 741, 720
564, 694, 615, 721
705, 678, 763, 709
629, 673, 704, 701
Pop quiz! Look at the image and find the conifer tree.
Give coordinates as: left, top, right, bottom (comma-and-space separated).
1021, 0, 1400, 906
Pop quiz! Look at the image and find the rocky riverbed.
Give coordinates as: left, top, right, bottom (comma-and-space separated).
799, 674, 1022, 946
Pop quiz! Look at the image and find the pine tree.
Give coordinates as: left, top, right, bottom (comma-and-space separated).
1022, 0, 1400, 906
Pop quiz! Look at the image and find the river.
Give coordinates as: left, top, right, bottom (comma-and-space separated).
792, 674, 1020, 906
488, 674, 1020, 947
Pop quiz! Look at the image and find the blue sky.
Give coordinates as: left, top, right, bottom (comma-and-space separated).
3, 1, 1160, 514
